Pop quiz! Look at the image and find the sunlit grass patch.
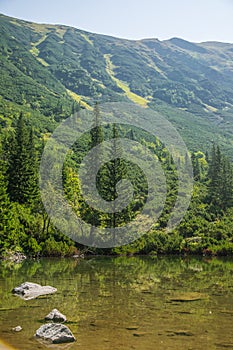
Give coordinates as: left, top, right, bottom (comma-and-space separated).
104, 54, 148, 107
66, 89, 92, 110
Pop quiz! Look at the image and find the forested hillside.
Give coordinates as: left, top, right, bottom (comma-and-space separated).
1, 14, 233, 257
1, 14, 233, 152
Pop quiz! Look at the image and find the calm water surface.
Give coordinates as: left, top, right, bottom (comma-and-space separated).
0, 256, 233, 350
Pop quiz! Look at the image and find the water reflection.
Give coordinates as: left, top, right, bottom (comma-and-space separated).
0, 256, 233, 349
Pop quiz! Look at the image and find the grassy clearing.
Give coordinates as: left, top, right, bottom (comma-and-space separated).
81, 34, 93, 46
10, 20, 22, 27
30, 35, 49, 66
32, 34, 48, 47
104, 54, 148, 107
55, 27, 67, 38
66, 89, 92, 110
36, 57, 49, 67
29, 46, 39, 56
27, 23, 48, 34
204, 104, 218, 113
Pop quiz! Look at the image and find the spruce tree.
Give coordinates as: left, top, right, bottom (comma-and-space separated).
207, 144, 222, 210
221, 156, 233, 210
7, 113, 39, 205
99, 124, 132, 233
0, 142, 18, 252
90, 102, 104, 146
0, 144, 10, 233
80, 103, 104, 242
207, 144, 233, 212
191, 152, 201, 181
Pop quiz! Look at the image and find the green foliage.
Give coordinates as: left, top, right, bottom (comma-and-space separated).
2, 14, 233, 154
0, 116, 76, 257
207, 144, 233, 212
1, 108, 233, 257
42, 237, 76, 257
2, 15, 233, 257
6, 114, 39, 205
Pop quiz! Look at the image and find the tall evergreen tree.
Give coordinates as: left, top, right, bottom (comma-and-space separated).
24, 128, 39, 205
0, 142, 18, 252
191, 152, 201, 181
99, 124, 132, 237
0, 144, 10, 233
220, 156, 233, 210
207, 144, 233, 212
207, 144, 222, 209
80, 103, 104, 242
7, 113, 39, 205
90, 102, 104, 147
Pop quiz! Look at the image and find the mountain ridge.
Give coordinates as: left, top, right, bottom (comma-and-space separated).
3, 13, 233, 44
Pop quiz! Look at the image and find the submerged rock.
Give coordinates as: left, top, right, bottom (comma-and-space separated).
12, 326, 22, 332
35, 323, 76, 344
126, 326, 139, 330
168, 292, 206, 302
45, 309, 67, 323
172, 330, 194, 336
215, 343, 233, 348
133, 332, 148, 337
12, 282, 57, 300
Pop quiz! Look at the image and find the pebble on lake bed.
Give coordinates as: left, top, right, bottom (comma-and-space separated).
45, 309, 67, 323
168, 292, 207, 302
12, 326, 22, 332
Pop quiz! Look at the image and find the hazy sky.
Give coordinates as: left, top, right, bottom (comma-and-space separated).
1, 0, 233, 43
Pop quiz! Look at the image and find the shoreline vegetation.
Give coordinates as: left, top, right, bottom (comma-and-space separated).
1, 112, 233, 259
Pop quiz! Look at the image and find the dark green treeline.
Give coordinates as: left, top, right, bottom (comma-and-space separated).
1, 110, 233, 257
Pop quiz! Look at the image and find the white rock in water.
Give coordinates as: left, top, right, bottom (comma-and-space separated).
12, 282, 57, 300
45, 309, 67, 322
12, 326, 22, 332
35, 323, 76, 344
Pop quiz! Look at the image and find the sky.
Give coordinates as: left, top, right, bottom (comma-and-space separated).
0, 0, 233, 43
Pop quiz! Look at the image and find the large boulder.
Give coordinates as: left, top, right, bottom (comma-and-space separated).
12, 282, 57, 300
45, 309, 67, 323
35, 323, 76, 344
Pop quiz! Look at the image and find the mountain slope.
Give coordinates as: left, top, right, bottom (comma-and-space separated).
1, 13, 233, 154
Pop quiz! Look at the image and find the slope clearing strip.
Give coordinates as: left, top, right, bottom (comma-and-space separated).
80, 33, 93, 46
30, 35, 49, 66
104, 54, 148, 107
66, 89, 92, 110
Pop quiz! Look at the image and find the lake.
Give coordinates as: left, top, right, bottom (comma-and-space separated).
0, 256, 233, 349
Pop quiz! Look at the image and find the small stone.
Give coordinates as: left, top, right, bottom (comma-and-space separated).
173, 330, 194, 336
167, 330, 194, 337
126, 326, 139, 330
133, 332, 148, 337
35, 323, 75, 344
169, 292, 206, 302
45, 309, 66, 323
215, 343, 233, 348
12, 326, 22, 332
